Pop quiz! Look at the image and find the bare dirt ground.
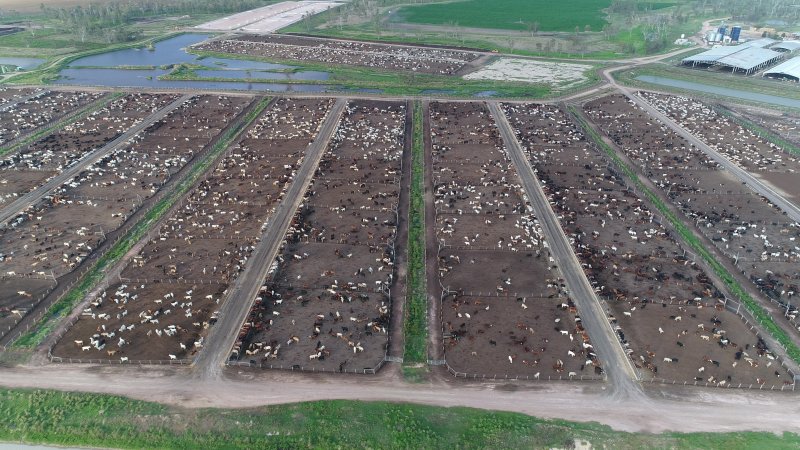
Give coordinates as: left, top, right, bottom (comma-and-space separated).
52, 97, 330, 363
233, 100, 405, 372
504, 101, 792, 388
585, 94, 800, 341
430, 102, 599, 380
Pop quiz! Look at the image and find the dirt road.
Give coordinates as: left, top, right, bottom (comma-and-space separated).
0, 363, 797, 433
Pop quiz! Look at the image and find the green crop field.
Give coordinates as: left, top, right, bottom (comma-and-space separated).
396, 0, 612, 32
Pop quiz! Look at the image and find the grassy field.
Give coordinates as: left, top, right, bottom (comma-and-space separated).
396, 0, 613, 32
1, 387, 799, 449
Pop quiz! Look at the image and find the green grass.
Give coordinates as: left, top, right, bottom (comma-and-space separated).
403, 100, 428, 364
402, 365, 430, 383
397, 0, 612, 32
569, 106, 800, 365
0, 387, 799, 449
0, 92, 122, 158
12, 97, 271, 349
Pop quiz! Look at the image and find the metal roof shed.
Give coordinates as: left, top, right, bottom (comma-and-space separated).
716, 47, 784, 74
771, 41, 800, 52
763, 56, 800, 81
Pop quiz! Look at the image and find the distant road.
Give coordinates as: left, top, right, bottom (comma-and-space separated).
0, 94, 193, 226
487, 101, 643, 400
192, 98, 347, 380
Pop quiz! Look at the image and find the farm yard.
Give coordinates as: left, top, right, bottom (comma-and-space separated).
725, 106, 800, 151
637, 92, 800, 203
0, 88, 40, 105
0, 93, 179, 206
192, 35, 481, 76
584, 94, 800, 338
51, 96, 334, 363
429, 101, 598, 380
0, 94, 249, 346
0, 92, 198, 339
0, 90, 103, 148
231, 99, 406, 373
502, 102, 792, 388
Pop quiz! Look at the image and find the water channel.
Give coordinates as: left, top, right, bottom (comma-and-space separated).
637, 75, 800, 109
56, 33, 339, 93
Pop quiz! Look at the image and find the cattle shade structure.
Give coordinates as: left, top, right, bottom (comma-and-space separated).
763, 55, 800, 81
771, 40, 800, 52
681, 41, 783, 75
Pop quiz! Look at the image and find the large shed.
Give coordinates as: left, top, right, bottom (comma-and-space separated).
763, 56, 800, 81
771, 41, 800, 52
681, 39, 783, 75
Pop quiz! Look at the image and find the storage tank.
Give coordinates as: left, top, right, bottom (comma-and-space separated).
707, 30, 717, 42
718, 26, 727, 37
731, 26, 742, 42
715, 32, 723, 42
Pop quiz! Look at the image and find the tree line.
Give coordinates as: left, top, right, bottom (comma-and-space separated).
37, 0, 275, 43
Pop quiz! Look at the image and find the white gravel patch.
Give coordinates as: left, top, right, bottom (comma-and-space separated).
464, 58, 593, 89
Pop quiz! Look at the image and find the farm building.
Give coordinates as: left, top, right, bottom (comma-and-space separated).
763, 56, 800, 81
681, 39, 783, 75
771, 41, 800, 52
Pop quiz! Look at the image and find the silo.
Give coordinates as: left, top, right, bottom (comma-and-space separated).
731, 26, 742, 42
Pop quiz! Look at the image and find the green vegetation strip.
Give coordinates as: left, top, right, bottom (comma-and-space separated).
403, 101, 428, 364
714, 107, 800, 157
0, 92, 123, 158
569, 106, 800, 364
0, 388, 798, 449
12, 97, 271, 348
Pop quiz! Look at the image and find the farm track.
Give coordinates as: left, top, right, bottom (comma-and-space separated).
0, 94, 194, 226
0, 363, 797, 434
487, 102, 641, 398
192, 98, 347, 380
0, 96, 262, 349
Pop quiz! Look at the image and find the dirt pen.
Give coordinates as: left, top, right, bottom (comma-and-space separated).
193, 34, 481, 75
429, 101, 601, 381
503, 101, 794, 389
585, 94, 800, 343
230, 99, 406, 374
51, 97, 335, 363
